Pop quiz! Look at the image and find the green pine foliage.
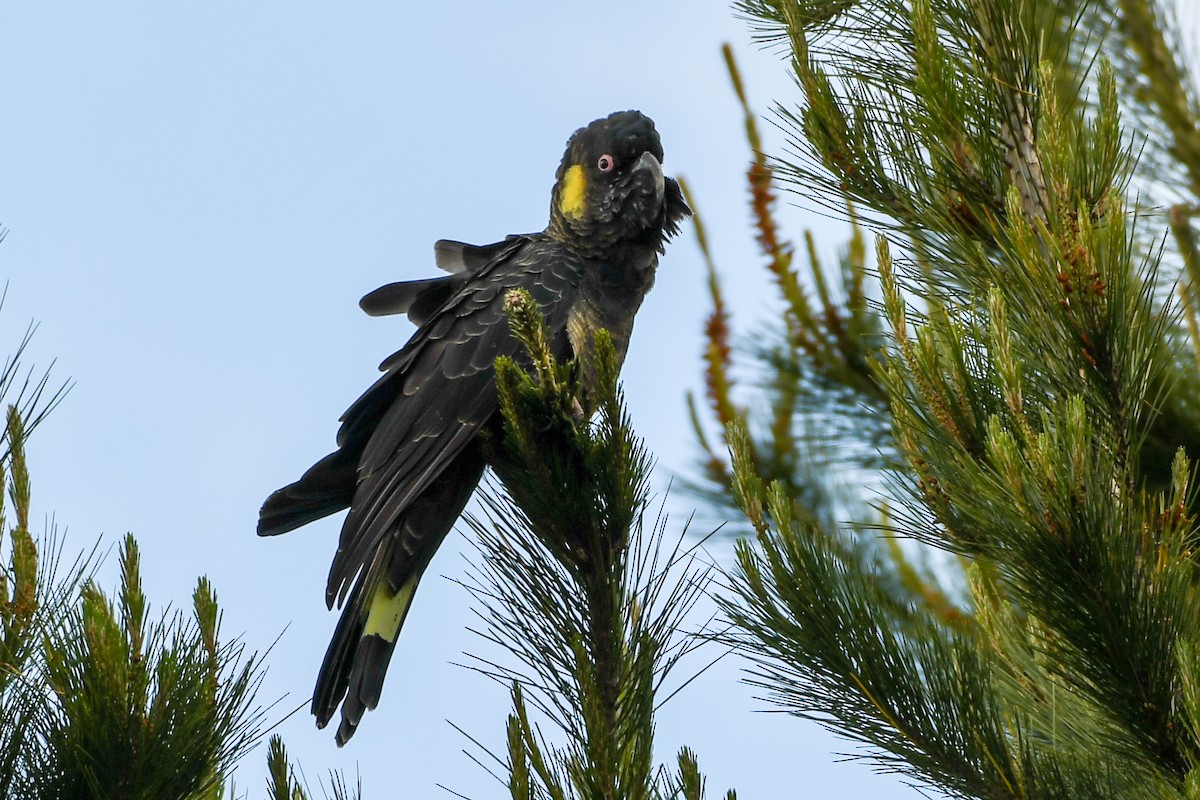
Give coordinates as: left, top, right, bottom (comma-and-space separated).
0, 332, 346, 799
0, 408, 271, 799
459, 289, 734, 800
0, 405, 85, 798
39, 534, 264, 799
691, 0, 1200, 796
264, 735, 360, 800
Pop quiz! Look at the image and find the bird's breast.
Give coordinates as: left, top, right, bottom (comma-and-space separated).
565, 252, 656, 408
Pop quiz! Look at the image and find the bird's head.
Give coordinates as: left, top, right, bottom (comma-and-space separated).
548, 110, 691, 258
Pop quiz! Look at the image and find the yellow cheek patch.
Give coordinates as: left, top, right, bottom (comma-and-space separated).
363, 578, 417, 642
560, 164, 587, 219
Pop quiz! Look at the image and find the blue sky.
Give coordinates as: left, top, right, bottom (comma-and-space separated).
1, 3, 918, 797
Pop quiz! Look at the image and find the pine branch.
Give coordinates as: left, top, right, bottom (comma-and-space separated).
460, 289, 729, 800
265, 734, 362, 800
39, 532, 271, 799
0, 412, 348, 799
684, 45, 890, 538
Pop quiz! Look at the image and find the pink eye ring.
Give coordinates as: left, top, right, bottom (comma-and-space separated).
597, 154, 615, 172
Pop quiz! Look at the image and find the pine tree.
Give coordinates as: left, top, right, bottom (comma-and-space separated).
690, 0, 1200, 796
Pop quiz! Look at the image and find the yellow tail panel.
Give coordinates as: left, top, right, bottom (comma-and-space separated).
363, 579, 417, 642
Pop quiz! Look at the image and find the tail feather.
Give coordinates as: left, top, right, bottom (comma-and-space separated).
309, 439, 486, 743
312, 570, 418, 746
258, 450, 357, 537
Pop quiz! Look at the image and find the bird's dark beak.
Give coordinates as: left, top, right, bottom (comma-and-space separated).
632, 151, 665, 207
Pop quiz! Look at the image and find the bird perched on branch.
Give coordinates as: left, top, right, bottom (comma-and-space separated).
258, 110, 690, 744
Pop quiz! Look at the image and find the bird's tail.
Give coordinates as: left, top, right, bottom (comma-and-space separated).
313, 563, 420, 746
258, 450, 357, 537
309, 443, 486, 744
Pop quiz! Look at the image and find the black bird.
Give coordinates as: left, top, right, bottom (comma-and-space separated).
258, 110, 690, 745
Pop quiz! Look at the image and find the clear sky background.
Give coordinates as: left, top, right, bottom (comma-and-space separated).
3, 3, 945, 797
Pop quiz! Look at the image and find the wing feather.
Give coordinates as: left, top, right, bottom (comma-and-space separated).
433, 234, 532, 273
323, 237, 582, 607
359, 275, 465, 324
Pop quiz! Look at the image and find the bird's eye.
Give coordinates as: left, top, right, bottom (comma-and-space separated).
597, 154, 615, 172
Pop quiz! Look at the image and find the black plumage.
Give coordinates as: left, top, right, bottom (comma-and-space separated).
258, 110, 690, 745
